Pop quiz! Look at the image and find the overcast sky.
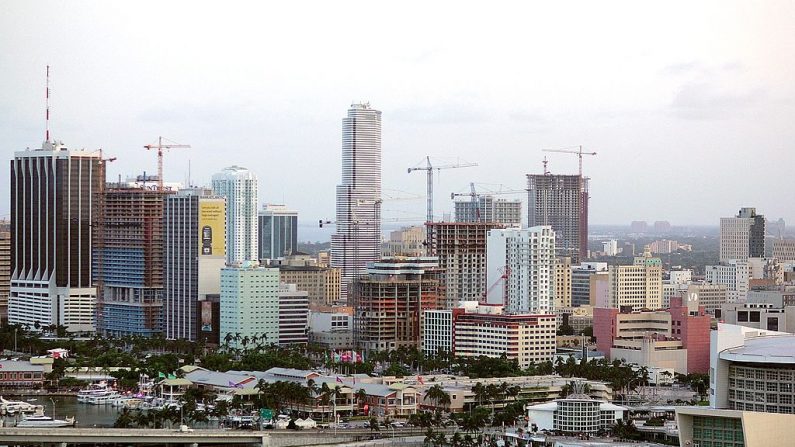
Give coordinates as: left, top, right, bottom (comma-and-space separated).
2, 1, 793, 238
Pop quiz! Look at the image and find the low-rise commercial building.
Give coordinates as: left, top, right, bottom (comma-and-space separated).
308, 309, 353, 349
527, 394, 627, 435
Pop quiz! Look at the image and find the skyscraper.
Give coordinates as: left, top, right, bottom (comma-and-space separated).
0, 220, 10, 324
212, 166, 258, 265
720, 207, 766, 262
486, 226, 557, 314
527, 174, 589, 263
331, 103, 382, 300
9, 141, 103, 332
258, 204, 298, 261
95, 185, 171, 337
163, 188, 226, 341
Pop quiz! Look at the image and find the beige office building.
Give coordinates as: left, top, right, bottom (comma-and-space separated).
278, 265, 341, 308
555, 257, 572, 309
607, 249, 663, 311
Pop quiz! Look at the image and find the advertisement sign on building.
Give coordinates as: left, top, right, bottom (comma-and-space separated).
199, 201, 225, 257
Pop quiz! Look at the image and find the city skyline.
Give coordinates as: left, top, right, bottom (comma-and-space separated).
1, 2, 793, 229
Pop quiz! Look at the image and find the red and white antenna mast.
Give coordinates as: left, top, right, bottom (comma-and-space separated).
45, 65, 50, 143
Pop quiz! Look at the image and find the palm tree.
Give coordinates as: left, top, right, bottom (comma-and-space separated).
424, 384, 451, 411
356, 388, 368, 415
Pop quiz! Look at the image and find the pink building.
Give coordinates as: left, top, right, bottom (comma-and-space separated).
593, 300, 710, 374
668, 296, 711, 374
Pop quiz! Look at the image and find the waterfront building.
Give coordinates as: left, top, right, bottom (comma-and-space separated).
330, 103, 382, 301
350, 257, 442, 352
719, 207, 766, 262
219, 263, 279, 346
427, 222, 504, 308
258, 204, 298, 261
212, 166, 258, 265
526, 174, 589, 263
95, 185, 171, 336
9, 141, 102, 332
486, 226, 556, 314
163, 188, 226, 341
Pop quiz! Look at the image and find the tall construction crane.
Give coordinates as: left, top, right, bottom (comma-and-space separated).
144, 136, 191, 191
542, 145, 596, 177
408, 156, 477, 244
483, 266, 511, 305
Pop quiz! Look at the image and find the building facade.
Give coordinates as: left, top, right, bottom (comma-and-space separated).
381, 226, 425, 258
330, 103, 382, 301
258, 204, 297, 261
278, 283, 309, 345
163, 189, 226, 341
554, 257, 572, 309
277, 265, 340, 308
9, 141, 102, 332
95, 186, 171, 337
720, 207, 766, 262
427, 222, 504, 308
571, 262, 608, 307
454, 196, 522, 227
772, 239, 795, 261
486, 226, 556, 314
607, 249, 663, 311
0, 221, 10, 323
219, 264, 280, 346
526, 174, 589, 263
350, 257, 442, 352
706, 260, 750, 303
212, 166, 258, 265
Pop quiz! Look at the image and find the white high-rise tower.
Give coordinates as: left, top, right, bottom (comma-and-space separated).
212, 166, 258, 265
331, 103, 382, 301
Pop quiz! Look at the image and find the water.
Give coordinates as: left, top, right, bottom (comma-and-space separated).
3, 396, 119, 428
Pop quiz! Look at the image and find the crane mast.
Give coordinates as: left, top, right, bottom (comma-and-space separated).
143, 136, 191, 191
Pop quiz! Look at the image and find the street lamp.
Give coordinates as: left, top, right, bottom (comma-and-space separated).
50, 398, 56, 419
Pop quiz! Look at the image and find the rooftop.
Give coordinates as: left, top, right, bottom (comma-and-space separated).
720, 335, 795, 364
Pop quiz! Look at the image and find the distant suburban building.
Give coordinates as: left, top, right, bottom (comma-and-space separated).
427, 222, 504, 308
258, 204, 298, 261
212, 166, 258, 265
630, 221, 648, 233
648, 239, 691, 254
607, 248, 663, 311
526, 174, 589, 263
720, 207, 766, 262
486, 226, 556, 314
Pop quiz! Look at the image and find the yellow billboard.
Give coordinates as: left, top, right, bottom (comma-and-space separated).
198, 200, 225, 257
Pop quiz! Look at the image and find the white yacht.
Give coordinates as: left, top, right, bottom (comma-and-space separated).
16, 414, 76, 428
84, 389, 121, 405
0, 396, 43, 415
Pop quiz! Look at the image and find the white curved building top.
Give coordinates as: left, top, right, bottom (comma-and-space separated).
719, 335, 795, 364
212, 165, 256, 180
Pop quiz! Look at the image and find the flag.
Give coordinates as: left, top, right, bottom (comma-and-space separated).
167, 374, 176, 380
228, 380, 243, 388
353, 376, 356, 385
417, 375, 424, 385
158, 372, 166, 379
336, 376, 343, 383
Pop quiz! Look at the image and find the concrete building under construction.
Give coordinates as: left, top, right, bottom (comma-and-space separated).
426, 222, 504, 308
350, 257, 443, 353
527, 174, 589, 263
94, 184, 172, 337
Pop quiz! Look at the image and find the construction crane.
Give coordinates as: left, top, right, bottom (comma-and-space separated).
542, 145, 596, 177
483, 266, 511, 305
408, 157, 477, 244
144, 136, 191, 191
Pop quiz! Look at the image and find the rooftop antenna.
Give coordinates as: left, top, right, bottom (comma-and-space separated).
542, 156, 549, 175
45, 65, 50, 143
